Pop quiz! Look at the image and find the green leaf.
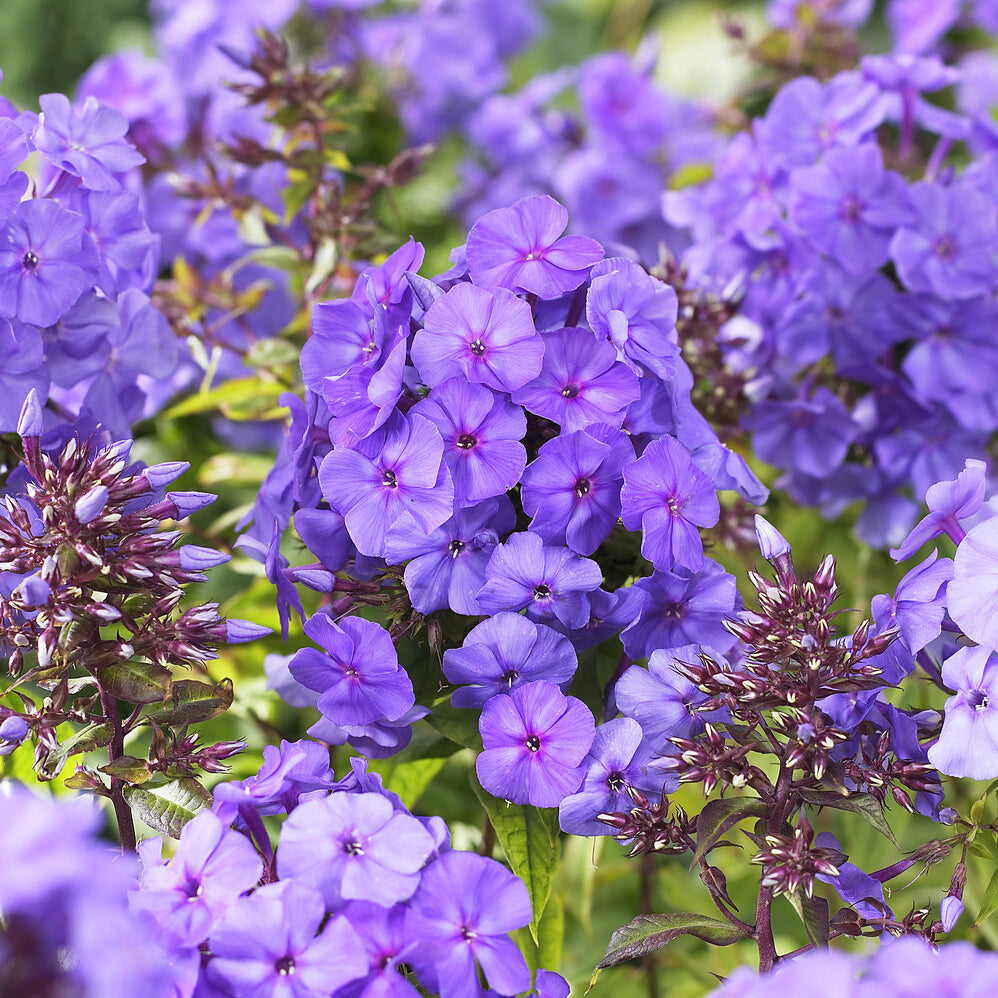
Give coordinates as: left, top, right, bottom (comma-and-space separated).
796, 789, 898, 846
425, 699, 482, 751
369, 756, 446, 810
124, 778, 213, 839
692, 797, 769, 866
470, 770, 558, 943
100, 755, 153, 786
97, 661, 173, 704
786, 889, 830, 947
163, 377, 288, 421
39, 721, 114, 779
143, 678, 234, 726
977, 866, 998, 926
593, 912, 749, 983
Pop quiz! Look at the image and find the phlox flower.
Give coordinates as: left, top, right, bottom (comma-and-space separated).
412, 282, 543, 392
277, 791, 435, 908
476, 680, 594, 807
406, 851, 532, 998
620, 435, 719, 571
927, 645, 998, 780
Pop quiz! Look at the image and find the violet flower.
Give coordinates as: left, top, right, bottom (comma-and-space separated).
476, 679, 594, 807
465, 194, 603, 299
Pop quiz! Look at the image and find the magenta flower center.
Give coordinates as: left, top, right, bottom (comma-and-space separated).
275, 956, 296, 977
22, 251, 39, 270
525, 734, 542, 752
456, 433, 477, 450
574, 478, 591, 498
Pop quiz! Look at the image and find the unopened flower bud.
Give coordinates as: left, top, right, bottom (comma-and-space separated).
144, 461, 190, 489
940, 895, 964, 932
178, 545, 231, 571
166, 491, 217, 518
74, 485, 109, 525
224, 619, 273, 643
17, 389, 44, 439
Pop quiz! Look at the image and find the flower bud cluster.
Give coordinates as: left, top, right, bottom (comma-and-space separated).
0, 395, 268, 794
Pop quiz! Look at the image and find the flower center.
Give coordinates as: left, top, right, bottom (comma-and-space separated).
934, 235, 956, 260
525, 734, 542, 753
606, 771, 625, 792
469, 338, 487, 357
574, 478, 591, 498
532, 584, 551, 601
275, 956, 296, 977
448, 539, 465, 558
460, 925, 477, 942
456, 433, 477, 450
970, 689, 990, 712
502, 669, 519, 687
840, 196, 864, 221
561, 383, 580, 399
343, 839, 365, 856
382, 469, 398, 488
22, 251, 39, 270
663, 600, 685, 619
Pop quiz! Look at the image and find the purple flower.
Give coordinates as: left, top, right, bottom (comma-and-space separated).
813, 832, 887, 919
476, 680, 594, 807
890, 458, 987, 560
443, 611, 578, 708
616, 646, 725, 750
744, 388, 859, 479
586, 257, 679, 381
0, 320, 49, 433
558, 717, 674, 836
620, 435, 719, 571
407, 850, 532, 998
522, 426, 634, 555
788, 143, 914, 274
206, 880, 367, 998
0, 199, 100, 327
477, 530, 603, 628
413, 282, 543, 392
871, 550, 952, 653
511, 326, 640, 431
134, 810, 263, 949
29, 93, 144, 190
466, 194, 603, 299
384, 497, 515, 615
949, 517, 998, 649
289, 612, 414, 727
0, 119, 29, 227
940, 895, 964, 932
336, 902, 422, 998
890, 182, 998, 300
276, 791, 436, 908
318, 413, 454, 558
620, 560, 740, 660
411, 378, 526, 505
758, 72, 885, 169
927, 645, 998, 780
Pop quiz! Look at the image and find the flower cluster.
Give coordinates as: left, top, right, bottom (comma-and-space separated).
130, 739, 563, 998
0, 68, 175, 439
254, 193, 765, 808
0, 395, 267, 845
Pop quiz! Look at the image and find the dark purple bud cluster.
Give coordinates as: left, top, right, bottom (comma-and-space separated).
749, 814, 843, 899
0, 394, 268, 845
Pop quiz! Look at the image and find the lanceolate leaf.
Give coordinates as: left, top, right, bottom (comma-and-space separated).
470, 770, 558, 943
796, 789, 898, 846
97, 660, 173, 704
123, 778, 213, 839
144, 678, 234, 726
692, 797, 769, 866
786, 888, 830, 947
39, 721, 114, 779
976, 866, 998, 926
595, 912, 749, 976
